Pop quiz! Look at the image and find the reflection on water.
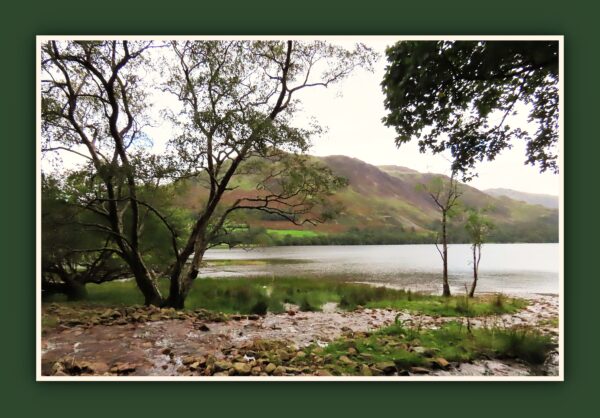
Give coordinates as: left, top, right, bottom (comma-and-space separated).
203, 244, 560, 296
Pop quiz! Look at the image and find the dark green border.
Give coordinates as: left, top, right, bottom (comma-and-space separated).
1, 0, 596, 416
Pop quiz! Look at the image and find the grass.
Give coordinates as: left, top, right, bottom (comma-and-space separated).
266, 229, 323, 238
297, 320, 555, 375
43, 276, 527, 317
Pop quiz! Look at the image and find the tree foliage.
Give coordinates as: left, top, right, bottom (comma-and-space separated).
41, 39, 376, 307
382, 41, 559, 180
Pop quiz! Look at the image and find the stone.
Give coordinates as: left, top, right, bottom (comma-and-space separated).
295, 351, 307, 359
412, 346, 427, 354
213, 372, 229, 376
233, 362, 252, 375
409, 366, 431, 374
248, 314, 260, 320
338, 355, 355, 365
360, 364, 372, 376
265, 363, 277, 374
432, 357, 450, 369
273, 366, 287, 376
213, 360, 233, 372
110, 362, 137, 374
315, 369, 332, 376
347, 347, 358, 355
161, 348, 172, 356
197, 324, 210, 332
251, 366, 262, 376
276, 349, 292, 361
374, 361, 396, 374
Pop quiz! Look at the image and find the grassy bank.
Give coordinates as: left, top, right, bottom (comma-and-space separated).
291, 320, 555, 375
43, 276, 526, 317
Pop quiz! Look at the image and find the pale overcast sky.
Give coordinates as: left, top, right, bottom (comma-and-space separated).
68, 37, 559, 197
288, 39, 560, 196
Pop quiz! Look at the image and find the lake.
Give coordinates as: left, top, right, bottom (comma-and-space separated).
202, 243, 560, 296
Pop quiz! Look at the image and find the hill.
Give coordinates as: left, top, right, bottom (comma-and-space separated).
177, 155, 558, 244
484, 188, 559, 209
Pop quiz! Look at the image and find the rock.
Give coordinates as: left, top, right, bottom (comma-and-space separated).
161, 348, 172, 356
213, 371, 229, 376
213, 360, 233, 372
374, 361, 396, 374
339, 355, 355, 365
265, 363, 277, 374
432, 357, 450, 369
110, 362, 137, 375
273, 366, 287, 376
276, 349, 292, 361
360, 364, 372, 376
197, 324, 210, 332
347, 347, 358, 355
295, 351, 307, 359
369, 367, 383, 376
251, 366, 262, 375
412, 346, 427, 354
248, 314, 260, 320
316, 369, 332, 376
287, 310, 296, 316
233, 362, 252, 375
51, 362, 65, 375
409, 366, 430, 374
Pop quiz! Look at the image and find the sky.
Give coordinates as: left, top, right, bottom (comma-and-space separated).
50, 38, 560, 197
286, 39, 560, 196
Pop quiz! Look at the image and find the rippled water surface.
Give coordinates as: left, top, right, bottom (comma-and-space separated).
203, 244, 560, 295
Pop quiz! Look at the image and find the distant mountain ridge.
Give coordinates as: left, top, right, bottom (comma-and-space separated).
179, 155, 559, 243
484, 188, 559, 209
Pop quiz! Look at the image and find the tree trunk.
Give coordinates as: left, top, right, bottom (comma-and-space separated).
165, 242, 206, 309
129, 253, 163, 306
441, 210, 451, 297
469, 245, 478, 298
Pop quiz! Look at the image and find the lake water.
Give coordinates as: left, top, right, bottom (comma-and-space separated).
203, 244, 560, 296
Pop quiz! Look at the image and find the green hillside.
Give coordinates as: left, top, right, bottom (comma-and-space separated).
177, 155, 558, 245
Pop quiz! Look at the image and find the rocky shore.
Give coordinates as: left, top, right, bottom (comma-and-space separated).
41, 294, 559, 377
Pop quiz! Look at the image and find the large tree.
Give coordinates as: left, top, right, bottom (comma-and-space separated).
42, 39, 375, 308
382, 40, 559, 180
160, 40, 374, 308
42, 41, 167, 305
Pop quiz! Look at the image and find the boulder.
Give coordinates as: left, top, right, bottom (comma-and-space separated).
265, 363, 277, 374
233, 362, 252, 376
374, 361, 396, 374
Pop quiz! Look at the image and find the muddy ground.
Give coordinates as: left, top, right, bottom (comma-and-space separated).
41, 294, 559, 377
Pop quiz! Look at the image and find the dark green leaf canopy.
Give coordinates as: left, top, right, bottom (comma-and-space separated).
382, 40, 559, 180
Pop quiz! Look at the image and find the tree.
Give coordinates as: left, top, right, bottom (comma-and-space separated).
382, 41, 559, 180
41, 175, 130, 300
161, 40, 374, 308
420, 173, 462, 297
42, 40, 167, 305
464, 208, 494, 297
42, 40, 375, 308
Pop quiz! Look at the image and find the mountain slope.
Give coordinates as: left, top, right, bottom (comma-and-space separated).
178, 155, 559, 243
484, 188, 559, 209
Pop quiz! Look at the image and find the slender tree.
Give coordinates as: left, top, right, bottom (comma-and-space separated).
421, 173, 462, 297
464, 208, 494, 297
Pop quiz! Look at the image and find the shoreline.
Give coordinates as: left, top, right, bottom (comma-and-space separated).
41, 293, 558, 377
